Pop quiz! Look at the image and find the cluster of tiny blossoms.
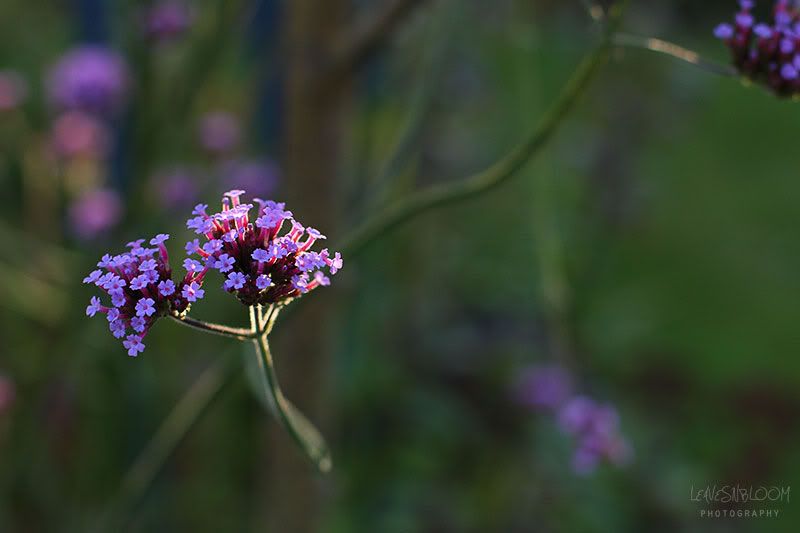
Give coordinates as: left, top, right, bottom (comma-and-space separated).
83, 235, 206, 356
517, 365, 632, 475
715, 1, 800, 96
184, 190, 342, 307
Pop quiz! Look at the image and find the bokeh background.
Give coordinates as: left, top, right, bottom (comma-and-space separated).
2, 0, 799, 531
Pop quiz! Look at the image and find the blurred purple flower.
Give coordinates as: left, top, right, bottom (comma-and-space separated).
198, 112, 240, 154
151, 167, 199, 209
0, 374, 15, 415
220, 159, 280, 198
557, 396, 632, 475
145, 1, 194, 43
47, 46, 129, 116
69, 188, 123, 240
515, 364, 573, 410
0, 70, 27, 111
50, 111, 111, 159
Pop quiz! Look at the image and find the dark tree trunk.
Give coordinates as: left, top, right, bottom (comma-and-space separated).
260, 1, 348, 531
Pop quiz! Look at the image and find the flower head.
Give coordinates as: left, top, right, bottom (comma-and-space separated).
182, 281, 205, 302
183, 190, 342, 306
83, 235, 205, 356
123, 335, 146, 357
714, 0, 800, 96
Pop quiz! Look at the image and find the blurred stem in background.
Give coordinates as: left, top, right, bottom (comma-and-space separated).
339, 0, 629, 255
96, 354, 239, 533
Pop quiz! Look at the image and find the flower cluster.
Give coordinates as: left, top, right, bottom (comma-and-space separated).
83, 235, 206, 356
185, 190, 342, 307
715, 1, 800, 96
516, 365, 632, 475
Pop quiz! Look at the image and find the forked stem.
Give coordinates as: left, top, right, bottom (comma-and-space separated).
249, 305, 332, 472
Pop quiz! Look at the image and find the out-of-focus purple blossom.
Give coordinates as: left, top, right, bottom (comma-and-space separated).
714, 0, 800, 96
516, 365, 633, 476
220, 159, 280, 198
198, 112, 240, 154
69, 188, 123, 240
0, 70, 28, 111
515, 364, 573, 410
47, 46, 129, 117
151, 167, 199, 210
557, 396, 633, 476
144, 1, 194, 43
184, 189, 342, 306
50, 111, 111, 160
0, 375, 15, 415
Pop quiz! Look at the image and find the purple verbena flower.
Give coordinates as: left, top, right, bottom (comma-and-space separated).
182, 281, 204, 302
158, 279, 176, 296
224, 271, 247, 291
84, 235, 204, 356
214, 253, 235, 272
123, 335, 146, 357
183, 190, 343, 306
86, 296, 103, 317
135, 298, 156, 317
715, 1, 800, 96
131, 316, 147, 333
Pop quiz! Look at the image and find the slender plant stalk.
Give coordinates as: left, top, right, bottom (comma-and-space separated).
250, 305, 333, 473
322, 0, 430, 89
613, 33, 737, 77
169, 312, 254, 340
339, 0, 629, 257
97, 356, 238, 531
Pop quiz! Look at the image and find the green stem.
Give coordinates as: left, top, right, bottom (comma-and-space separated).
612, 33, 737, 77
249, 305, 332, 473
169, 312, 254, 340
338, 0, 629, 257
